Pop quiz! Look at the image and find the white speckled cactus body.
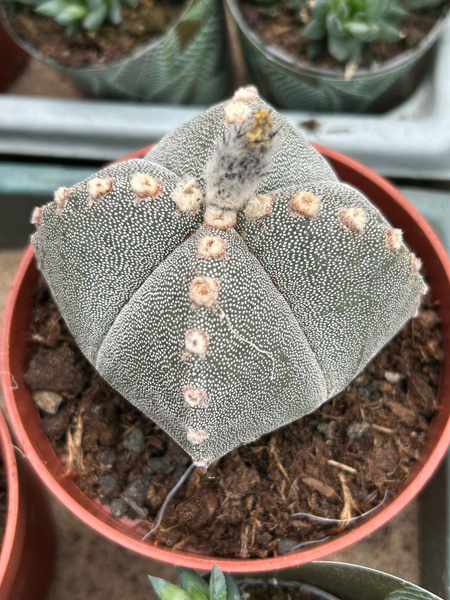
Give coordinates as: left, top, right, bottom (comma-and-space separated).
32, 88, 425, 467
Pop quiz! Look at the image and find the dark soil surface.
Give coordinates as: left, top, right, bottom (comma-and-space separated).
6, 0, 185, 68
239, 581, 330, 600
25, 276, 441, 559
238, 1, 448, 71
0, 456, 7, 551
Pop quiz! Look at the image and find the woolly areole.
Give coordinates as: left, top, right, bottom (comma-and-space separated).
32, 88, 425, 466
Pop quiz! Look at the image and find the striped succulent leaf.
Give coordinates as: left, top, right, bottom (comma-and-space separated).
31, 88, 425, 466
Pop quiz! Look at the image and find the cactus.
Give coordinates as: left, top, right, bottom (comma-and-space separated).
31, 87, 425, 467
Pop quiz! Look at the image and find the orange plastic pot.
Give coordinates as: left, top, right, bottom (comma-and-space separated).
0, 408, 54, 599
2, 144, 450, 573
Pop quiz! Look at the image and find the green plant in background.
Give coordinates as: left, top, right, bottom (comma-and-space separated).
31, 88, 425, 467
10, 0, 138, 34
303, 0, 447, 69
150, 564, 241, 600
303, 0, 407, 67
247, 0, 447, 69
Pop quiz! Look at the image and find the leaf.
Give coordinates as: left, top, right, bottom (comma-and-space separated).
86, 0, 102, 10
328, 35, 360, 63
106, 0, 121, 25
55, 2, 88, 24
225, 574, 242, 600
210, 564, 227, 600
344, 21, 380, 41
314, 0, 332, 21
377, 22, 401, 43
149, 576, 193, 600
367, 0, 390, 21
303, 19, 326, 41
83, 1, 107, 29
326, 11, 345, 36
176, 568, 210, 600
388, 5, 410, 20
34, 0, 68, 18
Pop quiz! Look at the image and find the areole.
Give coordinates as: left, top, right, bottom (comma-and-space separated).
2, 144, 450, 572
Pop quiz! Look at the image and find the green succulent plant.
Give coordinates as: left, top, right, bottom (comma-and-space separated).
11, 0, 138, 35
302, 0, 447, 67
149, 564, 241, 600
31, 88, 425, 467
302, 0, 408, 65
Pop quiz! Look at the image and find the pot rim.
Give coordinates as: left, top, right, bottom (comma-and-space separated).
2, 143, 450, 572
226, 0, 449, 80
0, 409, 20, 585
0, 0, 198, 73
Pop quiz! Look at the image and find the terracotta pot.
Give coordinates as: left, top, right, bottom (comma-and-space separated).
2, 144, 450, 572
0, 19, 28, 91
0, 408, 55, 599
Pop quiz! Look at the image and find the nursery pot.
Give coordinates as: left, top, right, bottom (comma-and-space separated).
2, 144, 450, 572
0, 19, 27, 91
0, 408, 55, 600
226, 0, 449, 113
0, 0, 230, 104
234, 561, 443, 600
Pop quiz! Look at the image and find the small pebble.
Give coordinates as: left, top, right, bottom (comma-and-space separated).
32, 390, 63, 415
98, 474, 118, 496
346, 420, 371, 440
122, 495, 149, 520
124, 476, 150, 506
146, 455, 175, 475
358, 380, 380, 399
110, 498, 128, 518
122, 428, 145, 454
277, 539, 300, 555
316, 421, 335, 440
96, 449, 117, 467
384, 371, 404, 384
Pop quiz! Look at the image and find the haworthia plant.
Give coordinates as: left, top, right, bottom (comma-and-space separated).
149, 563, 241, 600
31, 87, 426, 467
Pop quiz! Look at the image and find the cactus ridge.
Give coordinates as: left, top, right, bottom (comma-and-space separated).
33, 158, 203, 361
236, 181, 423, 395
33, 89, 424, 465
